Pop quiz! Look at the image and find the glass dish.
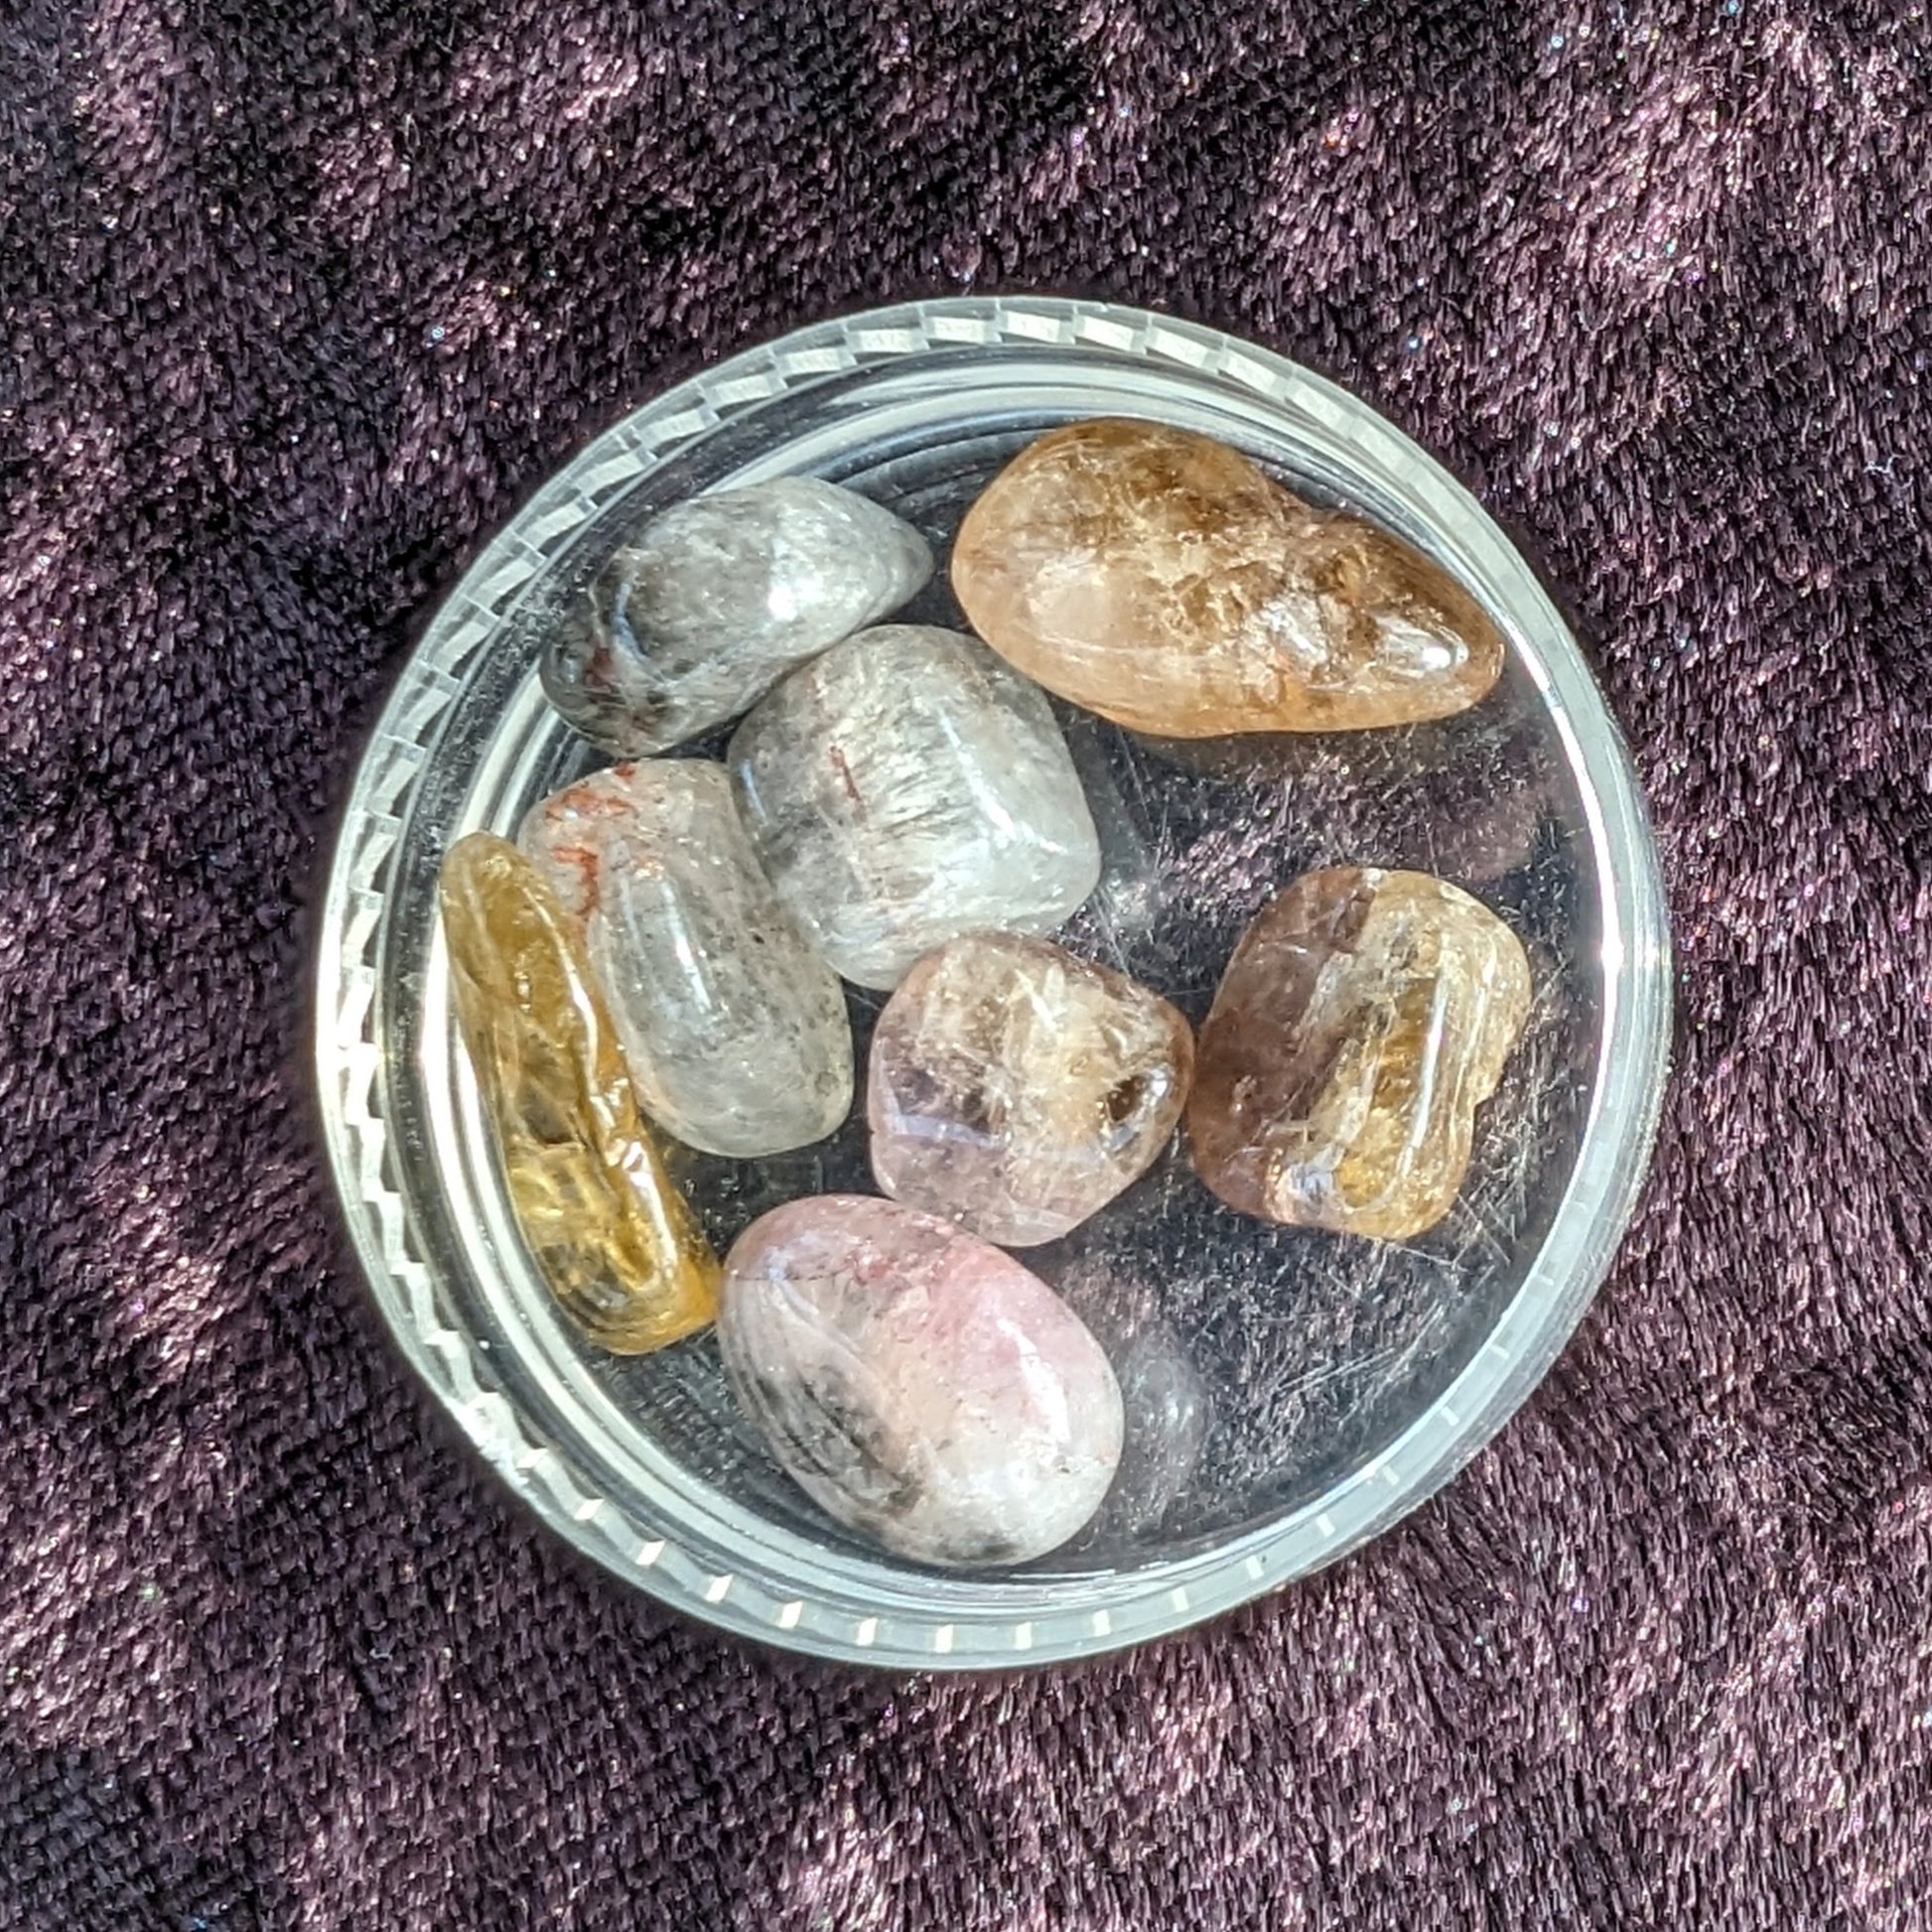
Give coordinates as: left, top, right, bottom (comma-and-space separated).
314, 297, 1671, 1669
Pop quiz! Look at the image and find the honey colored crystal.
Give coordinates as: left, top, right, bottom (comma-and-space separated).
1187, 868, 1531, 1239
952, 419, 1507, 737
439, 833, 720, 1352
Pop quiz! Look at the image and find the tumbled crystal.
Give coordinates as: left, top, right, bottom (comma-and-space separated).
718, 1196, 1123, 1567
541, 478, 932, 756
729, 624, 1102, 989
868, 931, 1192, 1245
519, 760, 853, 1159
952, 419, 1507, 736
1187, 867, 1532, 1238
438, 833, 720, 1352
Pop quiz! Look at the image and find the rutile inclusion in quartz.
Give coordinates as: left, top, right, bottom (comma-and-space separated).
518, 759, 853, 1159
729, 624, 1102, 989
440, 412, 1544, 1574
952, 418, 1506, 737
717, 1196, 1123, 1567
438, 833, 720, 1353
868, 931, 1193, 1245
1187, 867, 1532, 1239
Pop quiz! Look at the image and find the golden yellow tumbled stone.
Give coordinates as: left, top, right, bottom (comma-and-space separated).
438, 832, 720, 1352
952, 419, 1506, 736
1187, 868, 1532, 1239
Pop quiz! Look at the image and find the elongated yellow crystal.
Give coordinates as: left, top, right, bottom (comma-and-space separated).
438, 832, 720, 1352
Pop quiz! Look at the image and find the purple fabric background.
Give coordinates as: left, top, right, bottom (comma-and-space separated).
4, 0, 1931, 1924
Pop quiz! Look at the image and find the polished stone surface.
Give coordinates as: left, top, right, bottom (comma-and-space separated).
1187, 868, 1532, 1238
729, 624, 1101, 989
438, 833, 720, 1352
868, 931, 1193, 1244
519, 760, 853, 1158
717, 1195, 1123, 1567
952, 419, 1506, 736
541, 478, 931, 756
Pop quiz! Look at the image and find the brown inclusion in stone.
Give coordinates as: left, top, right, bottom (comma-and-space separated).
867, 931, 1193, 1246
1186, 868, 1531, 1239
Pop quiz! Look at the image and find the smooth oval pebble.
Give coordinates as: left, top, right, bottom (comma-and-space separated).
541, 478, 932, 756
1187, 867, 1532, 1238
952, 419, 1507, 736
1058, 1272, 1209, 1544
717, 1196, 1124, 1568
519, 760, 853, 1158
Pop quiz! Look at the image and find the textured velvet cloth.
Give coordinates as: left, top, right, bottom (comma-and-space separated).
4, 1, 1929, 1924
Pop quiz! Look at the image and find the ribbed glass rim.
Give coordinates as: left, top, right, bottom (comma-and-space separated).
314, 296, 1672, 1669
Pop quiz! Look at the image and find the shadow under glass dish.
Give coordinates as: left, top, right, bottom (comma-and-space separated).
315, 300, 1669, 1667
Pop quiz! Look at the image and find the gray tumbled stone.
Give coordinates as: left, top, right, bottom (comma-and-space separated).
541, 479, 932, 756
728, 624, 1102, 990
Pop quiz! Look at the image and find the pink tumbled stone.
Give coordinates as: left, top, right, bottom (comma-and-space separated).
868, 931, 1193, 1245
717, 1195, 1123, 1568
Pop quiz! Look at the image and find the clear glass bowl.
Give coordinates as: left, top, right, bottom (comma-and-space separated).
314, 297, 1671, 1669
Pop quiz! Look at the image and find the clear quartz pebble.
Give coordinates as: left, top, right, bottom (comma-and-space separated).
728, 624, 1102, 989
868, 931, 1193, 1245
518, 759, 854, 1159
718, 1195, 1124, 1568
1057, 1268, 1209, 1542
540, 479, 933, 756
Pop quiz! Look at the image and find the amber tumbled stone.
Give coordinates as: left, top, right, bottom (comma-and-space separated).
439, 832, 720, 1352
1186, 868, 1531, 1239
952, 419, 1506, 736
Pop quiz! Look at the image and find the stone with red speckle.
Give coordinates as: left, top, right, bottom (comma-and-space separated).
728, 624, 1101, 989
518, 759, 852, 1158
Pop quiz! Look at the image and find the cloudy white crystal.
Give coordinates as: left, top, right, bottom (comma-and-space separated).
728, 624, 1102, 990
541, 479, 932, 756
518, 759, 854, 1158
